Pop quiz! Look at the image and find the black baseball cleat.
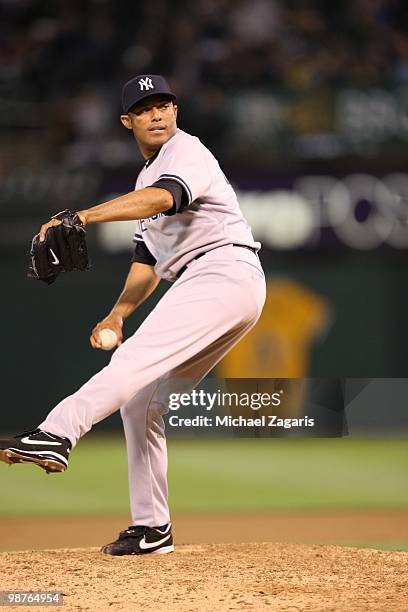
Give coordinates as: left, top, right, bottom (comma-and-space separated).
0, 429, 71, 474
101, 523, 174, 556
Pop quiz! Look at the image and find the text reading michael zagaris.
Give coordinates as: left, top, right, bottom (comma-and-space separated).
168, 415, 315, 429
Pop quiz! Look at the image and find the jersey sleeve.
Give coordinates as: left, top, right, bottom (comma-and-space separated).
157, 138, 211, 205
150, 178, 189, 216
131, 232, 157, 266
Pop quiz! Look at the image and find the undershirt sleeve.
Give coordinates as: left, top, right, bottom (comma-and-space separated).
131, 234, 157, 266
150, 178, 189, 216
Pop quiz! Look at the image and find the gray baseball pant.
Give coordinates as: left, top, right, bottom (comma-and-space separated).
40, 245, 266, 526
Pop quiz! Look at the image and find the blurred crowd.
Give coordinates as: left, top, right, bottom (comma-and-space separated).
0, 0, 407, 169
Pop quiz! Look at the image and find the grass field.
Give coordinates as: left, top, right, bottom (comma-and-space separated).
1, 437, 407, 516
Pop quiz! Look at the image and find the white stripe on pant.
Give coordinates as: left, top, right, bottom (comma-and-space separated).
39, 245, 266, 527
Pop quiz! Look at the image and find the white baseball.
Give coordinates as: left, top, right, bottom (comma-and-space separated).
98, 328, 118, 351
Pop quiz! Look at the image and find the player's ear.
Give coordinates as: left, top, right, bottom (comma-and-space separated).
120, 114, 133, 129
173, 104, 178, 119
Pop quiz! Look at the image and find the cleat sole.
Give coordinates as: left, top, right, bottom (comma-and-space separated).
0, 449, 66, 473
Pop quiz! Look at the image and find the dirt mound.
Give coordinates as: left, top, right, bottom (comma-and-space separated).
1, 510, 408, 551
0, 543, 407, 611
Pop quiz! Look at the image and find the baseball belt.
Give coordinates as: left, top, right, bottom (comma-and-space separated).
176, 244, 258, 279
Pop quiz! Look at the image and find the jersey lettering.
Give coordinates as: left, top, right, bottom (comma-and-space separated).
140, 213, 166, 233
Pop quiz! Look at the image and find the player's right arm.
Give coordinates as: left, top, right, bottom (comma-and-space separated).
90, 262, 160, 349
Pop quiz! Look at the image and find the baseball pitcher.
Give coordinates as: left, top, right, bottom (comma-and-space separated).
0, 75, 266, 555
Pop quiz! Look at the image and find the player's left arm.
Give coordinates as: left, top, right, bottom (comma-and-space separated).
38, 187, 173, 242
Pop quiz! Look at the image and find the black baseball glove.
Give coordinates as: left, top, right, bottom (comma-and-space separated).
28, 210, 90, 285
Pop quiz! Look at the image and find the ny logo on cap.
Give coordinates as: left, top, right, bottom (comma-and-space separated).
139, 77, 154, 91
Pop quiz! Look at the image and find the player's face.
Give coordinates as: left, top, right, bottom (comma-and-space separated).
120, 97, 178, 158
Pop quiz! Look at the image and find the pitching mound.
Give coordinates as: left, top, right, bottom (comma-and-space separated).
1, 543, 407, 611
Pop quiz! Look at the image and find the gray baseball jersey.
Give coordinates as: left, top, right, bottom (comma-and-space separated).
132, 128, 260, 281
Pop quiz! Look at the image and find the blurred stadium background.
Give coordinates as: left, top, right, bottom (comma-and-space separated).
0, 0, 407, 551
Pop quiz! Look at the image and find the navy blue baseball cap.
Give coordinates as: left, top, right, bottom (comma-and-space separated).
122, 74, 176, 114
